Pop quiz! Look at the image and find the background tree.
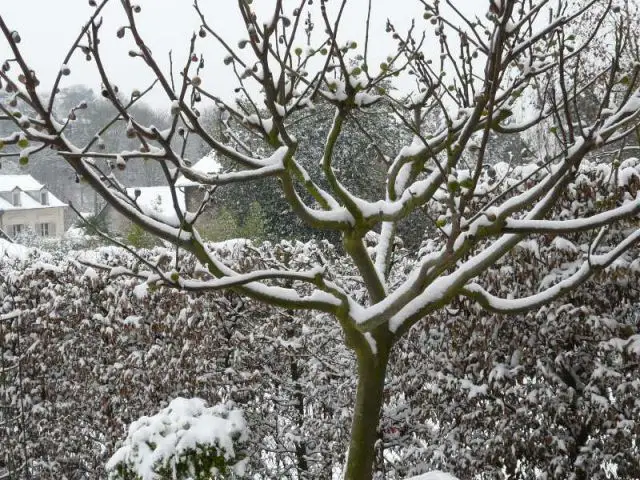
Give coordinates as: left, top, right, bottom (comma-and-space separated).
211, 96, 411, 243
2, 0, 640, 478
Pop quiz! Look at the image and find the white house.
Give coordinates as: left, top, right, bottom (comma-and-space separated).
176, 151, 222, 216
104, 152, 221, 235
103, 186, 187, 235
0, 175, 66, 239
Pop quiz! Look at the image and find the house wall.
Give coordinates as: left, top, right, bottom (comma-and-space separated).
184, 185, 218, 228
103, 204, 134, 236
101, 185, 217, 238
184, 185, 203, 213
0, 207, 65, 237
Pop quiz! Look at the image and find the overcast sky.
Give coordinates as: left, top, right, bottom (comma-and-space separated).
0, 1, 483, 109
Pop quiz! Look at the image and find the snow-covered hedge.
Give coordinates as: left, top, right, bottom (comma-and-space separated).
1, 190, 639, 479
0, 239, 355, 478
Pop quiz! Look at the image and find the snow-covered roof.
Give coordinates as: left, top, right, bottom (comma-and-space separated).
126, 186, 186, 225
176, 152, 222, 187
0, 174, 44, 192
0, 175, 66, 211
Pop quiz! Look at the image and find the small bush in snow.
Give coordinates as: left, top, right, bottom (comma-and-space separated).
106, 398, 248, 480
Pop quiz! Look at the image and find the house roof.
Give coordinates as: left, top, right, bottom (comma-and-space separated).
126, 186, 186, 225
0, 175, 44, 192
176, 151, 222, 187
0, 175, 66, 211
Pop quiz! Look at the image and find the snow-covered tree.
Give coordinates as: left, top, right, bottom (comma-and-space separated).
209, 94, 410, 243
2, 1, 640, 478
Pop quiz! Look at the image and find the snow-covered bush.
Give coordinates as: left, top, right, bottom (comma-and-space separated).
106, 398, 247, 480
380, 160, 640, 478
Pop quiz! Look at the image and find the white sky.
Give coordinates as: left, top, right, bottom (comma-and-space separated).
0, 1, 482, 109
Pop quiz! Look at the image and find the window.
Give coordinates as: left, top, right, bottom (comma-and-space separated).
40, 190, 49, 205
12, 190, 21, 207
37, 223, 55, 237
11, 224, 23, 237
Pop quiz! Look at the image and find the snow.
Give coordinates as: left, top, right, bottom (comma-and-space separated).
190, 232, 345, 311
388, 275, 457, 332
323, 80, 349, 102
350, 168, 443, 222
618, 166, 640, 187
354, 92, 380, 107
82, 266, 99, 281
552, 236, 578, 253
64, 226, 89, 239
0, 174, 66, 210
0, 238, 31, 260
375, 221, 394, 279
1, 191, 41, 210
133, 282, 149, 300
406, 472, 459, 480
274, 102, 286, 117
121, 315, 143, 327
505, 192, 640, 234
465, 226, 640, 313
460, 379, 488, 399
176, 151, 222, 187
516, 239, 541, 258
106, 397, 247, 480
358, 230, 524, 332
127, 186, 186, 225
364, 332, 378, 355
0, 174, 43, 191
605, 334, 640, 355
243, 113, 275, 135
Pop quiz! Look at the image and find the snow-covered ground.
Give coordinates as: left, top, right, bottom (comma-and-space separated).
406, 473, 459, 480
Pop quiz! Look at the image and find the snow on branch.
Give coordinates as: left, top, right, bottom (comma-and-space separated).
462, 227, 640, 314
405, 472, 459, 480
504, 194, 640, 234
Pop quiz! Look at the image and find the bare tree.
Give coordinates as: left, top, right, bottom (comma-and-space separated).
2, 0, 640, 478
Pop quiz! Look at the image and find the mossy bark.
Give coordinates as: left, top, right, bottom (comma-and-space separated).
343, 329, 392, 480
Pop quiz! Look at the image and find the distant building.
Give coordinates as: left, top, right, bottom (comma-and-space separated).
103, 186, 187, 235
177, 152, 222, 231
175, 151, 222, 214
103, 152, 221, 236
0, 175, 66, 239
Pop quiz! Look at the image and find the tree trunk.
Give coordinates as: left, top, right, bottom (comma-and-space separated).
343, 331, 392, 480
